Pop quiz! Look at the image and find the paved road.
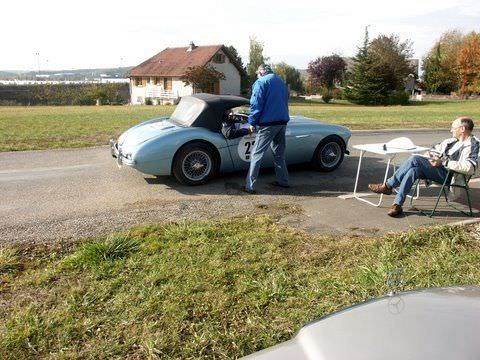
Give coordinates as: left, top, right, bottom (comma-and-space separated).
1, 129, 478, 246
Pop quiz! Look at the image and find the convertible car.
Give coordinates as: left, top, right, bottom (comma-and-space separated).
111, 93, 351, 185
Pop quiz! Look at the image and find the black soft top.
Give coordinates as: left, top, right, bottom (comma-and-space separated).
169, 93, 250, 131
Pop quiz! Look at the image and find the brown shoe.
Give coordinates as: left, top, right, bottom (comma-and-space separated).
387, 204, 403, 217
368, 183, 393, 195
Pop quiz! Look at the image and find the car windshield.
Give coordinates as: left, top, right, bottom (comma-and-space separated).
231, 106, 250, 115
169, 97, 206, 127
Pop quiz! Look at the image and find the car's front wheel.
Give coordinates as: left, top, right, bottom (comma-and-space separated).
312, 136, 345, 172
173, 143, 218, 185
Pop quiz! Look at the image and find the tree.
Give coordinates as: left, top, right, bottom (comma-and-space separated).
181, 65, 225, 93
368, 34, 414, 94
422, 30, 464, 94
226, 45, 249, 94
273, 62, 303, 93
422, 44, 442, 93
458, 32, 480, 96
247, 36, 269, 85
344, 28, 386, 105
226, 45, 244, 68
307, 54, 346, 94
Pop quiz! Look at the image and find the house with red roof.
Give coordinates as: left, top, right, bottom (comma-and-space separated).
127, 42, 245, 105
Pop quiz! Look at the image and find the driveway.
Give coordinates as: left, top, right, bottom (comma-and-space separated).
1, 129, 478, 246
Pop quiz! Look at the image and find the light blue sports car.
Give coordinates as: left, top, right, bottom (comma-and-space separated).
110, 93, 351, 185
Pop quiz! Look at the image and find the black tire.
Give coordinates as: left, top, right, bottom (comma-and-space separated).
312, 136, 345, 172
172, 143, 218, 185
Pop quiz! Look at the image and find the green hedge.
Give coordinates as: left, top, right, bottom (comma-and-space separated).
0, 83, 130, 106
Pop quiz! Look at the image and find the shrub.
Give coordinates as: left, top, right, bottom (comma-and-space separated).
332, 88, 344, 100
321, 89, 333, 103
144, 97, 153, 105
387, 90, 410, 105
0, 84, 130, 106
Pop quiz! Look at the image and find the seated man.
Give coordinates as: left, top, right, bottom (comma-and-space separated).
221, 112, 253, 140
369, 117, 479, 217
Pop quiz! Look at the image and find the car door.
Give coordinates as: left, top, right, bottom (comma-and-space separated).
285, 120, 319, 164
225, 133, 258, 170
226, 125, 298, 169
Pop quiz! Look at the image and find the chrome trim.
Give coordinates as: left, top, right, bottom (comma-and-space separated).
110, 139, 119, 158
295, 134, 311, 138
110, 139, 135, 166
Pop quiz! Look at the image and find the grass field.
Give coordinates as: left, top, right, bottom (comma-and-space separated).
1, 214, 480, 358
1, 99, 480, 152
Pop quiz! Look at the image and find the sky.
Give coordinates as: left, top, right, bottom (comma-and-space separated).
2, 0, 480, 71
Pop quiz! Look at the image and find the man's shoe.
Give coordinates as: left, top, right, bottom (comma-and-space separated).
241, 186, 256, 194
387, 204, 403, 217
271, 181, 290, 189
368, 183, 393, 195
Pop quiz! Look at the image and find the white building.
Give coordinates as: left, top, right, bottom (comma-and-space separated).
127, 42, 245, 105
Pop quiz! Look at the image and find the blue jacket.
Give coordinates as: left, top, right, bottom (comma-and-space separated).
248, 73, 289, 127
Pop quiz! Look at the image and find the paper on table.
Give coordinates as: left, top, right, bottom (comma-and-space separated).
417, 149, 445, 160
385, 137, 417, 150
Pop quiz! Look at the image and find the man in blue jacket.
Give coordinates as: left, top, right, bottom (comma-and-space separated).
243, 64, 290, 194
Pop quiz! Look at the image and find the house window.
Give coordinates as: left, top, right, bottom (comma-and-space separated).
134, 77, 143, 87
154, 77, 162, 85
213, 53, 225, 63
163, 77, 172, 90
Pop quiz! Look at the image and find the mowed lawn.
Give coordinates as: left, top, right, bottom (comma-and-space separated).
1, 215, 480, 359
1, 99, 480, 152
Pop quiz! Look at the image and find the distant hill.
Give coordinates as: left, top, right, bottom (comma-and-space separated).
0, 67, 133, 81
0, 70, 29, 79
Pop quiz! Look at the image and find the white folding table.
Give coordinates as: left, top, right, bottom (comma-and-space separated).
345, 143, 429, 207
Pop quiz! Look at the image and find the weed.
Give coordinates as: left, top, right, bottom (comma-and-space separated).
0, 247, 22, 275
62, 235, 140, 270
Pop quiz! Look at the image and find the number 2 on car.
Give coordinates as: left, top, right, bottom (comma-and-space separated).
237, 135, 257, 162
244, 141, 255, 160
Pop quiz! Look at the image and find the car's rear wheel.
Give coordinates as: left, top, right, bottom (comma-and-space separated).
312, 136, 345, 172
173, 143, 218, 185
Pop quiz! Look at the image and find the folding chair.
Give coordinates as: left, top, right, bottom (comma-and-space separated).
409, 169, 474, 217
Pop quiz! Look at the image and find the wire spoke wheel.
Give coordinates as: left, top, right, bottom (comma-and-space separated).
312, 136, 345, 172
181, 150, 212, 182
320, 141, 342, 168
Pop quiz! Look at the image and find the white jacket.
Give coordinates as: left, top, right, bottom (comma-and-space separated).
431, 135, 479, 198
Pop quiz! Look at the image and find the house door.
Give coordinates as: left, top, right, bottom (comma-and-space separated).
213, 80, 220, 94
205, 80, 220, 94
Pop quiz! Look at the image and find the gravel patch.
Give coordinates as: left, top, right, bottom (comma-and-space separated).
0, 196, 282, 247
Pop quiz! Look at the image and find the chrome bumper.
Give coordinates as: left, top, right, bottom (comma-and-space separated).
110, 139, 135, 167
110, 139, 119, 158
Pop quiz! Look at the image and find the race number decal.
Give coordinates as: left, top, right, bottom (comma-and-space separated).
237, 134, 257, 162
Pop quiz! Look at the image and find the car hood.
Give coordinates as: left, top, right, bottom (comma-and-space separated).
118, 117, 180, 149
243, 286, 480, 359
